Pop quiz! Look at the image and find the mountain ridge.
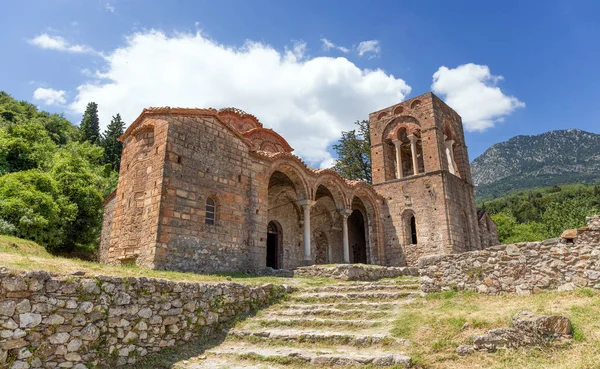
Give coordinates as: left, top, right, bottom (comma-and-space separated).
471, 128, 600, 200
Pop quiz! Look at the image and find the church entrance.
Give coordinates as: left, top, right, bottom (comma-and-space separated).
266, 221, 280, 269
349, 209, 367, 264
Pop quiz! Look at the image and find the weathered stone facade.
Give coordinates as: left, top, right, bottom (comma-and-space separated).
0, 268, 289, 368
101, 92, 496, 272
419, 215, 600, 294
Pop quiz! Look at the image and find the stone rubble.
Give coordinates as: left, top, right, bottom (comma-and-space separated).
457, 310, 572, 354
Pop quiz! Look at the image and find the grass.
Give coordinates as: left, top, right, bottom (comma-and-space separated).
0, 235, 339, 287
389, 289, 600, 368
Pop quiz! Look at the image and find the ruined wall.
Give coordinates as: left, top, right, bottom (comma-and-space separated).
99, 192, 116, 264
478, 211, 499, 249
155, 116, 253, 273
105, 118, 169, 267
0, 269, 289, 368
419, 216, 600, 294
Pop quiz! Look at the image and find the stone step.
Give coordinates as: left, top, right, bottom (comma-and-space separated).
340, 278, 420, 285
248, 317, 389, 329
228, 328, 407, 347
265, 308, 390, 319
306, 284, 420, 293
205, 345, 412, 367
277, 302, 401, 310
290, 291, 418, 303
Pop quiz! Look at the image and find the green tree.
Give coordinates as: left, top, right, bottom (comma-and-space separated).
0, 122, 58, 174
332, 120, 372, 183
102, 113, 125, 171
541, 198, 598, 237
50, 142, 113, 250
80, 102, 100, 144
0, 170, 76, 248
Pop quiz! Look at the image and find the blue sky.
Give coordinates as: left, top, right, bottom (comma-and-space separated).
1, 0, 599, 166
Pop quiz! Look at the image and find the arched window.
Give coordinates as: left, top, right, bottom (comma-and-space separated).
205, 197, 216, 225
410, 216, 418, 244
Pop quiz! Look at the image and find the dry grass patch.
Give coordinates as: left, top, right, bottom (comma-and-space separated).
392, 289, 600, 368
0, 236, 340, 287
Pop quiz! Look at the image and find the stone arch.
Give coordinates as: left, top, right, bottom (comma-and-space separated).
381, 116, 422, 180
393, 105, 404, 115
349, 196, 369, 264
313, 175, 348, 209
244, 127, 293, 153
410, 99, 422, 109
377, 111, 388, 120
267, 160, 310, 201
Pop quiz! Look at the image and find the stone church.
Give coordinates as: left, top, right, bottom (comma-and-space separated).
100, 92, 498, 273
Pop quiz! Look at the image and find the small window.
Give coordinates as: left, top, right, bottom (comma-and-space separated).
205, 198, 216, 225
410, 216, 418, 244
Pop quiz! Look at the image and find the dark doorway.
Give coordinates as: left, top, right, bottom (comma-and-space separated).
410, 216, 418, 244
267, 221, 280, 269
349, 210, 367, 264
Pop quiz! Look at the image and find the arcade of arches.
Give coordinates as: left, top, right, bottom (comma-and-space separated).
266, 168, 376, 269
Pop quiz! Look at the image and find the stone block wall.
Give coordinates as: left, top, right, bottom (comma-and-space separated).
0, 269, 289, 368
154, 115, 254, 273
103, 117, 169, 267
419, 216, 600, 294
99, 192, 116, 264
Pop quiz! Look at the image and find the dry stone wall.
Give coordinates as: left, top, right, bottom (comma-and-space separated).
0, 268, 290, 368
420, 216, 600, 294
294, 264, 418, 281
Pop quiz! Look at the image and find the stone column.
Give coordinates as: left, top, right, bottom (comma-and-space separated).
339, 209, 353, 263
445, 139, 456, 175
392, 140, 403, 179
297, 200, 316, 263
408, 134, 419, 176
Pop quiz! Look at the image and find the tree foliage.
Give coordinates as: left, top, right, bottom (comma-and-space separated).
80, 102, 101, 144
0, 91, 118, 253
482, 183, 600, 243
332, 120, 372, 183
102, 113, 125, 171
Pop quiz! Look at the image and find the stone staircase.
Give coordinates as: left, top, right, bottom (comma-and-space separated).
177, 278, 420, 368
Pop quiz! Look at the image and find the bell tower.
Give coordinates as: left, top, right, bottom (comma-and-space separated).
369, 92, 481, 266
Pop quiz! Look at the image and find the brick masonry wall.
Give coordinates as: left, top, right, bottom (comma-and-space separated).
376, 172, 451, 267
155, 116, 254, 273
104, 117, 169, 267
419, 216, 600, 294
0, 269, 290, 368
99, 194, 116, 264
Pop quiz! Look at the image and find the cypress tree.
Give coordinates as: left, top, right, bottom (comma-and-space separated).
102, 113, 125, 171
80, 102, 100, 144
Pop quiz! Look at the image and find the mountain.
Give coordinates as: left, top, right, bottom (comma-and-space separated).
471, 129, 600, 201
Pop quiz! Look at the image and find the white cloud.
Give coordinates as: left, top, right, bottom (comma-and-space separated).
431, 63, 525, 132
68, 30, 411, 167
320, 38, 350, 53
357, 40, 380, 58
28, 33, 98, 55
319, 157, 337, 169
33, 88, 67, 105
105, 2, 115, 12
